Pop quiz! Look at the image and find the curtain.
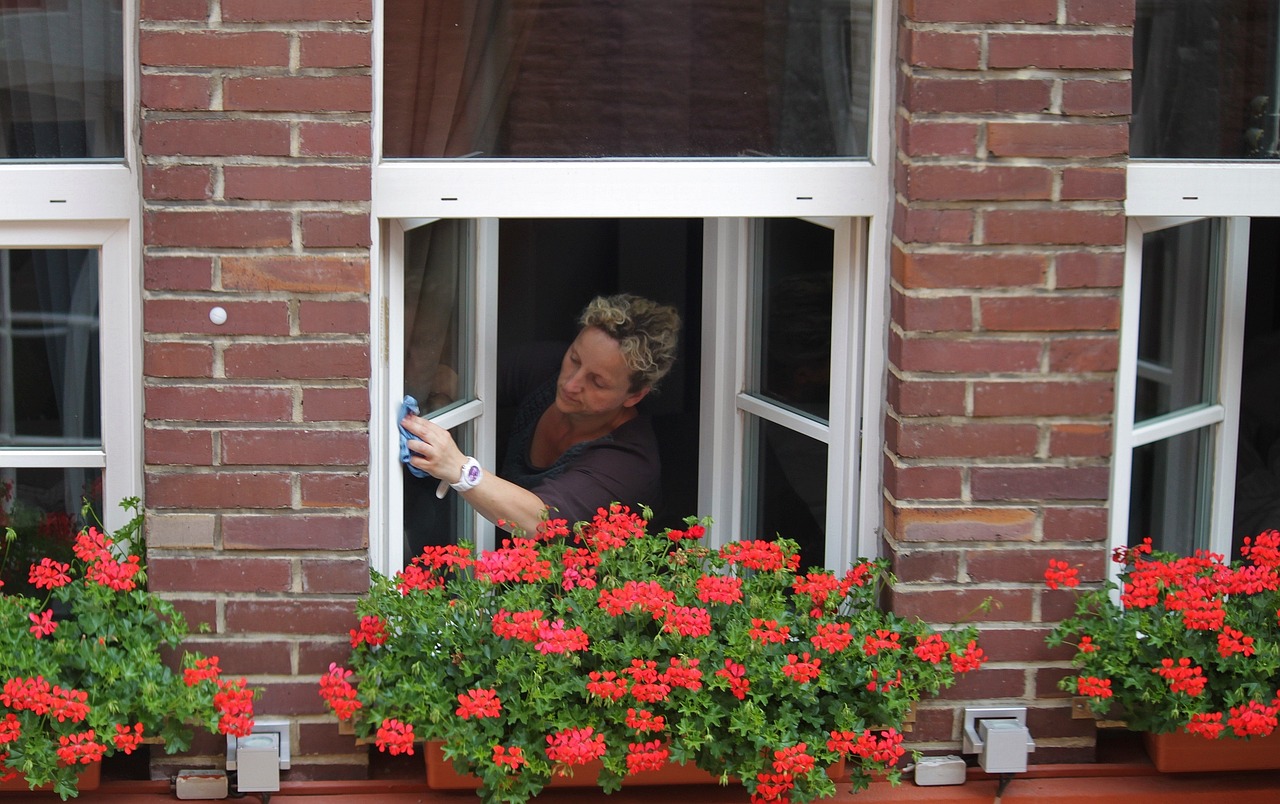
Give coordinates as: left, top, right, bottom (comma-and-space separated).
0, 0, 124, 159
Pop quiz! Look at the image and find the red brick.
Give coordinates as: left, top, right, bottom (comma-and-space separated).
298, 639, 354, 675
141, 31, 289, 68
222, 430, 369, 466
301, 212, 371, 248
143, 165, 212, 200
973, 380, 1114, 417
987, 34, 1132, 70
145, 386, 294, 423
222, 514, 368, 550
145, 210, 292, 248
906, 165, 1053, 202
144, 256, 214, 291
904, 30, 981, 69
890, 420, 1039, 459
301, 473, 369, 507
224, 598, 358, 635
890, 332, 1042, 373
1027, 705, 1098, 740
162, 599, 218, 632
887, 376, 967, 417
145, 428, 214, 465
889, 548, 960, 583
891, 291, 972, 332
906, 77, 1053, 115
883, 460, 964, 500
971, 466, 1111, 501
895, 251, 1047, 290
1050, 423, 1112, 457
898, 121, 980, 158
972, 627, 1072, 663
893, 207, 975, 245
224, 165, 372, 202
141, 0, 208, 21
888, 507, 1037, 542
906, 0, 1057, 24
298, 123, 372, 157
144, 119, 291, 157
1061, 80, 1131, 117
984, 210, 1124, 246
145, 299, 291, 336
965, 547, 1106, 584
224, 76, 372, 113
988, 122, 1128, 159
222, 256, 370, 293
301, 558, 370, 593
933, 666, 1030, 700
888, 586, 1033, 623
223, 343, 370, 380
300, 301, 370, 335
1066, 0, 1136, 26
981, 296, 1120, 331
257, 680, 332, 716
1056, 252, 1124, 289
150, 557, 292, 593
146, 471, 293, 508
221, 0, 372, 22
1049, 336, 1119, 372
181, 639, 294, 676
1043, 506, 1108, 542
142, 74, 214, 113
302, 388, 370, 422
144, 342, 214, 378
1061, 167, 1126, 201
297, 722, 360, 756
300, 31, 371, 68
1041, 589, 1087, 623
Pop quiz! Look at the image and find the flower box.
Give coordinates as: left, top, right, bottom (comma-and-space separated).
1143, 730, 1280, 773
0, 760, 100, 796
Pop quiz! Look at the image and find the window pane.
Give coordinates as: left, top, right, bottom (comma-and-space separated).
404, 424, 474, 560
1129, 428, 1212, 554
1135, 221, 1219, 423
1133, 0, 1280, 159
745, 416, 826, 569
383, 0, 873, 158
0, 466, 101, 597
404, 221, 472, 416
750, 218, 833, 423
0, 248, 101, 447
0, 0, 125, 160
1235, 217, 1280, 552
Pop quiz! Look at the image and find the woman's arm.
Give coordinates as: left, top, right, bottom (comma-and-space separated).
400, 414, 549, 534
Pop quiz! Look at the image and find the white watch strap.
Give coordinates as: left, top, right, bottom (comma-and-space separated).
450, 457, 483, 492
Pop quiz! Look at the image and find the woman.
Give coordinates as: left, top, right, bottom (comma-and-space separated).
401, 294, 680, 533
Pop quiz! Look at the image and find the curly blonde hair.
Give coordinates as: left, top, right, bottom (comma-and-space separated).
579, 294, 681, 391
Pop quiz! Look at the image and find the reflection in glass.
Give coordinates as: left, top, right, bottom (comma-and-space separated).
1133, 0, 1280, 159
403, 425, 474, 562
383, 0, 874, 158
0, 0, 125, 160
0, 466, 102, 597
1135, 221, 1218, 423
751, 219, 833, 422
0, 249, 101, 447
746, 416, 826, 569
1129, 428, 1211, 555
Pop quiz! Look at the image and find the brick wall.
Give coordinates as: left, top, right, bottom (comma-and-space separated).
140, 0, 373, 779
888, 0, 1133, 762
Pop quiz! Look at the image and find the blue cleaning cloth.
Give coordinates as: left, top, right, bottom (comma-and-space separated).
398, 395, 430, 478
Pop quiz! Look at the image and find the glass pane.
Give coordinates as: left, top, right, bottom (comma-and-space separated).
0, 466, 101, 597
750, 218, 833, 422
1128, 428, 1212, 554
1134, 221, 1219, 423
1133, 0, 1280, 159
745, 416, 827, 569
0, 0, 125, 160
404, 220, 472, 416
383, 0, 873, 158
404, 424, 474, 561
0, 249, 101, 447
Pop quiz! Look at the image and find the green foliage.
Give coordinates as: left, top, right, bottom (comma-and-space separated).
321, 506, 985, 803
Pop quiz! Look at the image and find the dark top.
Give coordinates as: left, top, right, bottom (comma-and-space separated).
499, 378, 662, 524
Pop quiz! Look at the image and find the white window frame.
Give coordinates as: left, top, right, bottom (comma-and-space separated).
369, 1, 894, 574
0, 0, 140, 533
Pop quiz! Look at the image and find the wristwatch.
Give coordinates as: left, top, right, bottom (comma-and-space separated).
450, 457, 483, 493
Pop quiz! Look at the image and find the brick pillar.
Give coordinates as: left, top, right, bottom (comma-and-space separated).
888, 0, 1133, 762
140, 0, 373, 779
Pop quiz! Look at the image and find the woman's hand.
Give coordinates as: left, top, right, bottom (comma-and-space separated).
400, 414, 466, 485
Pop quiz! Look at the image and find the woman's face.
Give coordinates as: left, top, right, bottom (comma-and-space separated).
555, 326, 649, 418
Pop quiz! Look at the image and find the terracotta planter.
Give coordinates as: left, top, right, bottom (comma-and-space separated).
1143, 730, 1280, 772
425, 740, 845, 791
0, 760, 101, 796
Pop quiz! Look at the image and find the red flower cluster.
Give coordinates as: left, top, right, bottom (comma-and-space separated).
949, 640, 987, 674
626, 739, 669, 774
811, 622, 853, 654
492, 608, 545, 642
492, 744, 526, 770
715, 659, 750, 700
827, 728, 905, 765
1076, 676, 1113, 698
752, 772, 795, 803
749, 618, 791, 645
476, 539, 552, 584
793, 571, 841, 614
862, 629, 902, 656
912, 633, 949, 664
665, 523, 706, 542
561, 547, 599, 591
771, 743, 815, 775
28, 558, 71, 590
55, 730, 104, 766
695, 573, 742, 605
534, 619, 589, 654
184, 656, 222, 687
1226, 699, 1280, 738
662, 605, 712, 638
376, 718, 415, 756
625, 707, 666, 733
456, 688, 502, 719
585, 670, 629, 701
318, 663, 362, 721
598, 580, 675, 618
578, 504, 647, 552
1044, 559, 1080, 590
781, 653, 821, 684
1153, 657, 1206, 696
214, 679, 255, 737
28, 609, 56, 639
113, 723, 144, 755
719, 540, 800, 573
545, 726, 606, 767
349, 615, 388, 648
1217, 626, 1256, 658
623, 659, 673, 703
